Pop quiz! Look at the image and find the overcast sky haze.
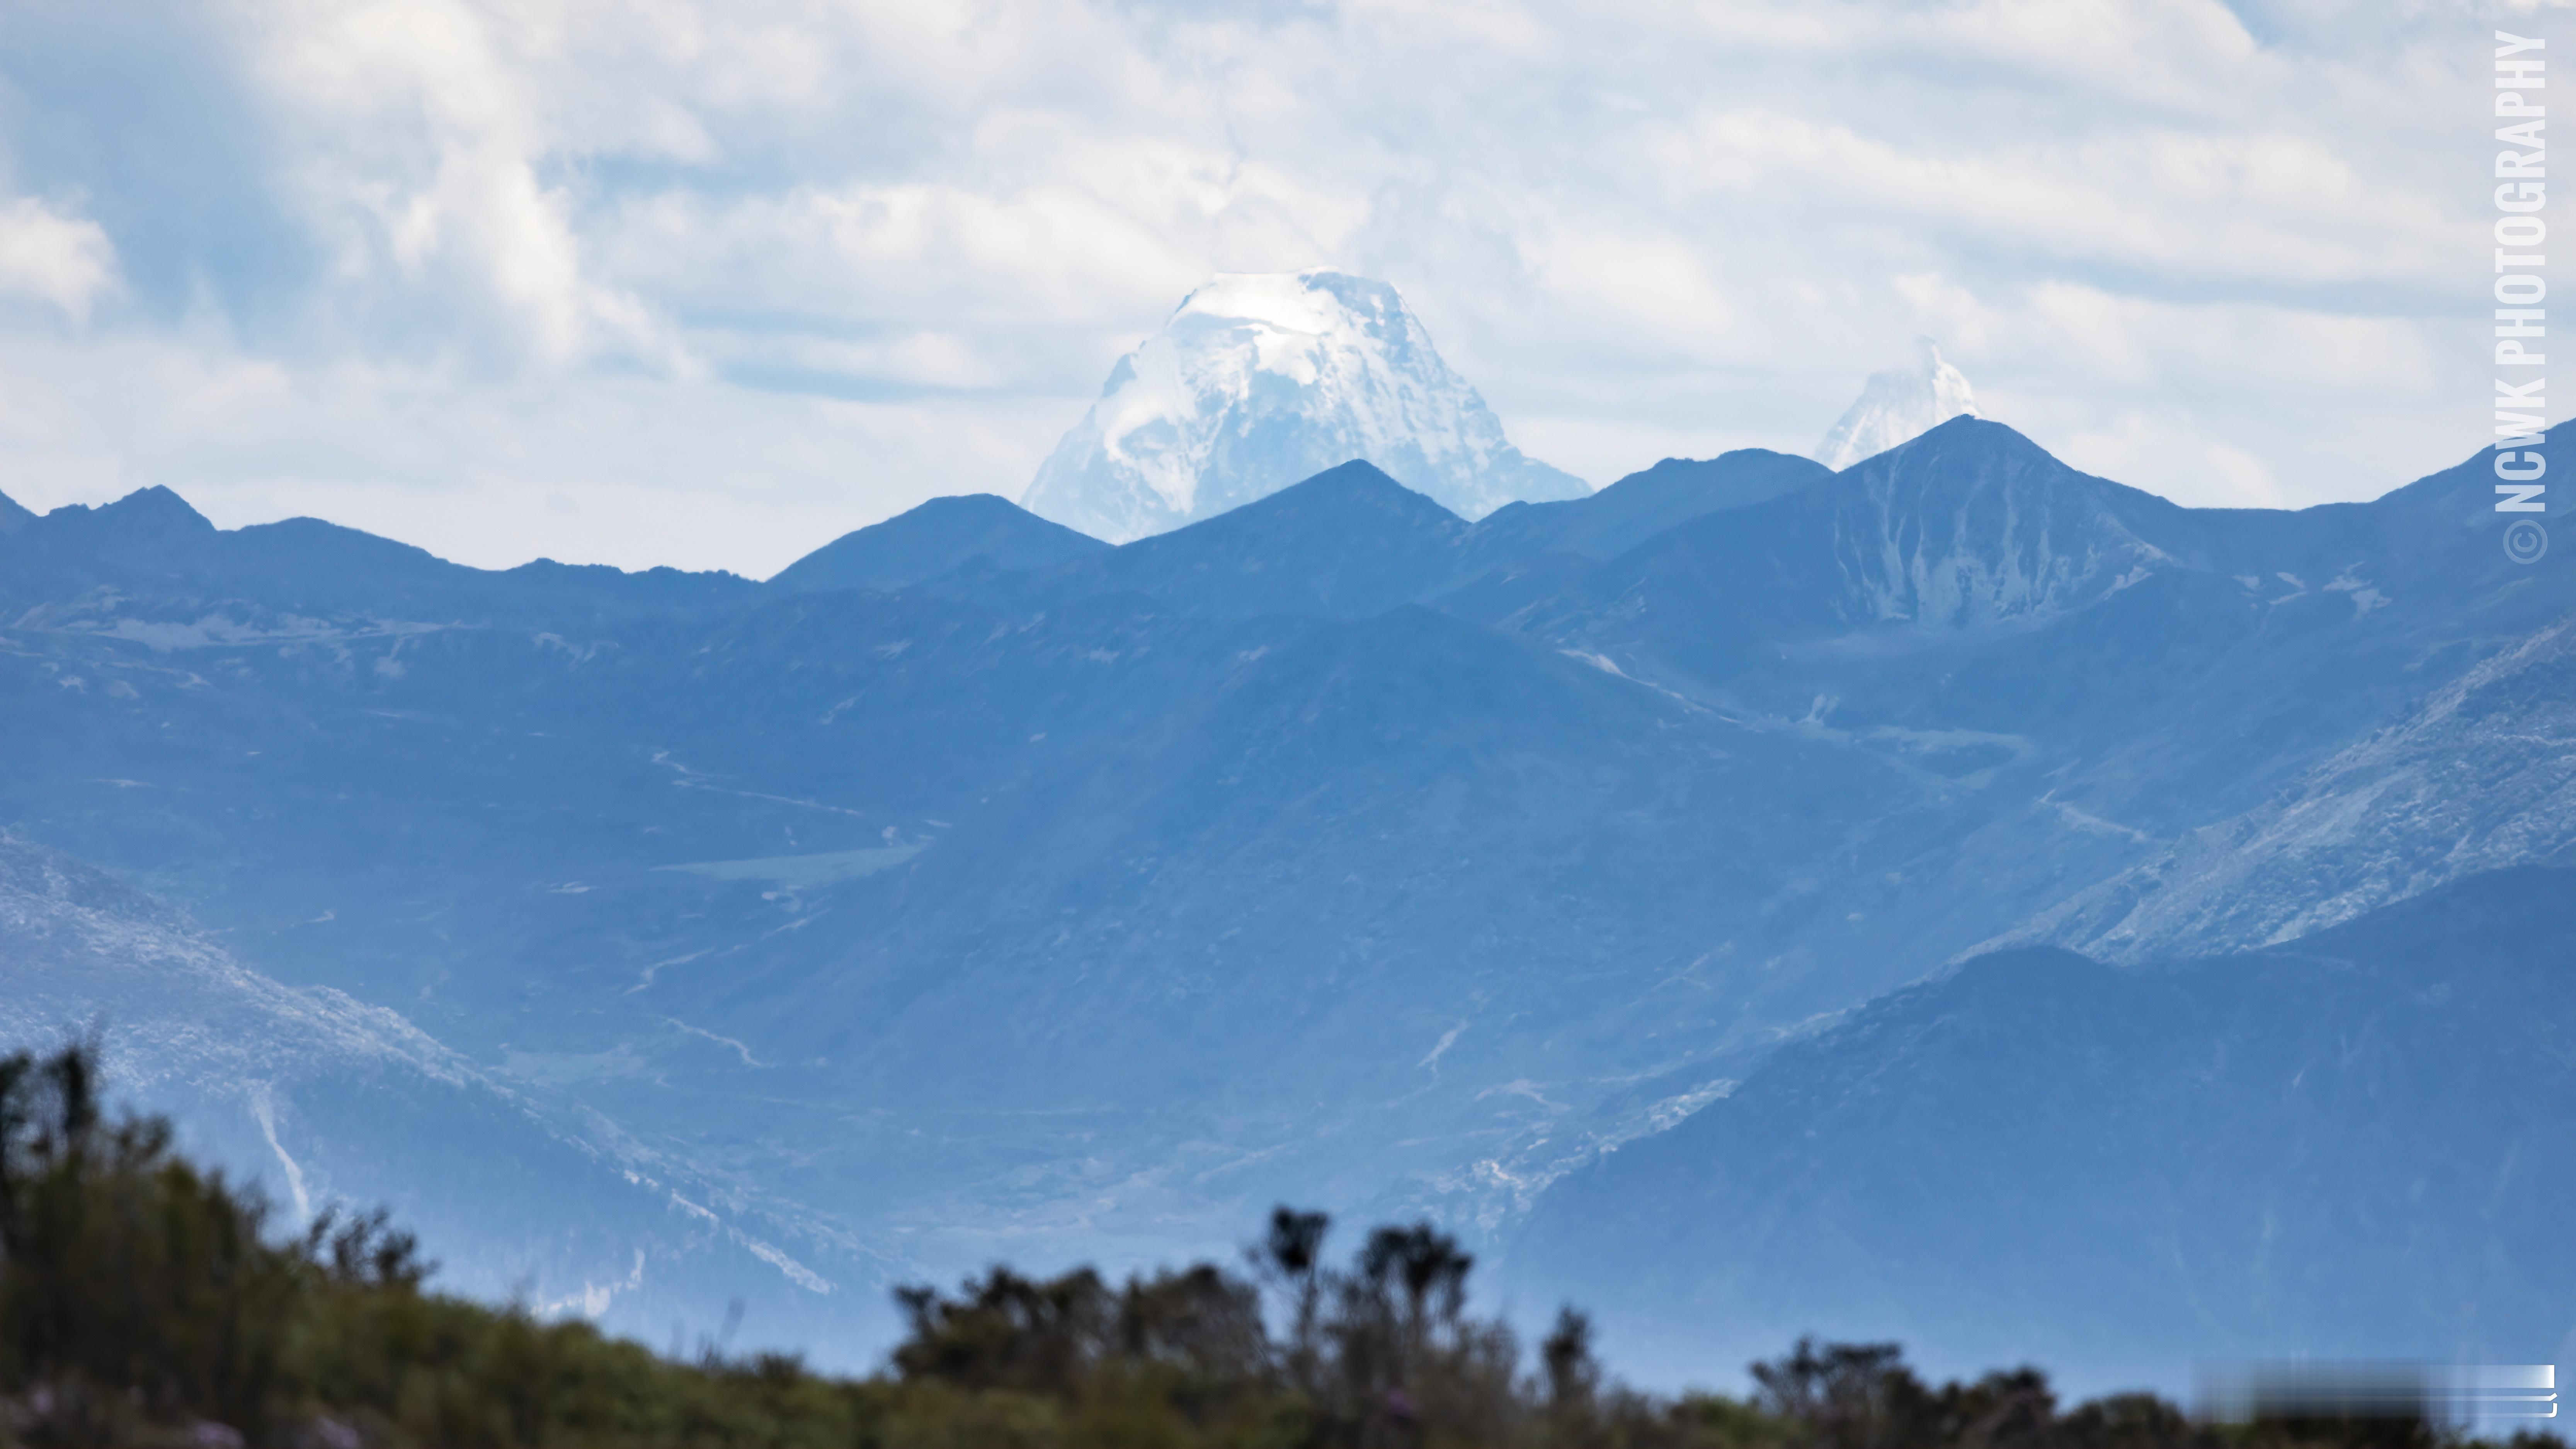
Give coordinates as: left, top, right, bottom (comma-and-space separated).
0, 0, 2551, 575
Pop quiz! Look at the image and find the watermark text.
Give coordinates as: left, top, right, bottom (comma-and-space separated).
2497, 31, 2550, 563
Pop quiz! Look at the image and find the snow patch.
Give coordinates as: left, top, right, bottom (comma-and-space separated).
1023, 269, 1586, 541
1816, 339, 1979, 469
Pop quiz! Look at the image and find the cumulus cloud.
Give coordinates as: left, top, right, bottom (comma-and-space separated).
0, 0, 2518, 570
0, 198, 119, 324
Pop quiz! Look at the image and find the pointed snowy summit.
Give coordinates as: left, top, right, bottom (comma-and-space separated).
1022, 269, 1589, 543
1815, 340, 1980, 471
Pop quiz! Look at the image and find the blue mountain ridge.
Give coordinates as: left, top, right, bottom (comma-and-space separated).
1505, 865, 2576, 1395
0, 485, 759, 625
0, 421, 2566, 1375
768, 493, 1108, 595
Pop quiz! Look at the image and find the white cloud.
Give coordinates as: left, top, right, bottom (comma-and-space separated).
0, 197, 119, 324
0, 328, 1065, 575
2055, 409, 2288, 510
0, 0, 2520, 568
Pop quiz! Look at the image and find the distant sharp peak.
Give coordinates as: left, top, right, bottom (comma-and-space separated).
1164, 458, 1459, 534
1806, 416, 2191, 631
1021, 267, 1587, 543
20, 484, 218, 542
1815, 338, 1981, 471
1251, 457, 1416, 499
1858, 413, 2049, 477
767, 491, 1106, 594
105, 484, 216, 527
1116, 461, 1465, 565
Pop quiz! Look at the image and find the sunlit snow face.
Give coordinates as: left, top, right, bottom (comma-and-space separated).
1026, 267, 1582, 540
1815, 341, 1982, 471
1084, 270, 1412, 518
1096, 341, 1200, 511
1174, 273, 1373, 367
1099, 273, 1397, 498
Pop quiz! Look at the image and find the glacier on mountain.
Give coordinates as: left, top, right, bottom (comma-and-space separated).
1021, 269, 1588, 542
1816, 339, 1980, 470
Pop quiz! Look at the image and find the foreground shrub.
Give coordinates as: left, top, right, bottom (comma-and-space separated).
2, 1042, 2569, 1449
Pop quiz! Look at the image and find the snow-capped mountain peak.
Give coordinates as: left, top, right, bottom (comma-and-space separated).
1022, 269, 1588, 543
1815, 339, 1980, 471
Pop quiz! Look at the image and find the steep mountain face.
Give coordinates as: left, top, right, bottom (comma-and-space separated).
0, 833, 887, 1361
1797, 418, 2183, 629
1505, 867, 2576, 1395
1020, 270, 1587, 542
2, 417, 2568, 1377
1815, 339, 1979, 469
1456, 420, 2192, 675
767, 495, 1107, 595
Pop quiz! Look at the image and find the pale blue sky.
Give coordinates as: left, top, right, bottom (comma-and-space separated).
0, 0, 2540, 573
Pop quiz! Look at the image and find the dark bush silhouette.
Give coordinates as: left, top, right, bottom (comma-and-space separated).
0, 1037, 308, 1443
3, 1041, 2571, 1449
893, 1266, 1114, 1398
1538, 1306, 1601, 1441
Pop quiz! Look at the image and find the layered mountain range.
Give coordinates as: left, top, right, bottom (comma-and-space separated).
1513, 866, 2576, 1391
0, 833, 870, 1344
1, 413, 2567, 1384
